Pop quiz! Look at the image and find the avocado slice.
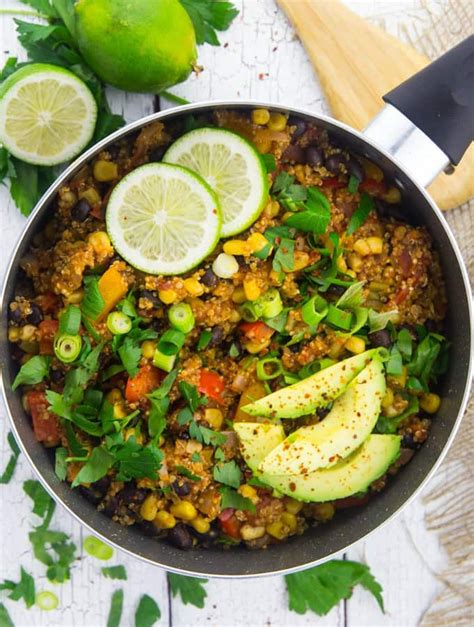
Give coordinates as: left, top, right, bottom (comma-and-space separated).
233, 422, 285, 472
259, 434, 401, 502
259, 359, 386, 475
242, 349, 381, 419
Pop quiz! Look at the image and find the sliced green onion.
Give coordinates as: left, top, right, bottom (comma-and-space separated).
168, 303, 195, 333
240, 301, 263, 322
153, 349, 176, 372
197, 330, 212, 350
299, 358, 336, 380
36, 591, 59, 611
256, 357, 284, 380
157, 329, 186, 356
83, 535, 114, 560
348, 174, 360, 193
54, 333, 82, 363
283, 372, 300, 385
325, 305, 354, 331
264, 308, 289, 333
106, 311, 132, 335
301, 294, 328, 329
259, 288, 283, 319
59, 305, 81, 335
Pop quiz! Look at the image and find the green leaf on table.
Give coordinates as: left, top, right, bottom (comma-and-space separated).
134, 594, 161, 627
29, 528, 77, 583
102, 565, 128, 581
0, 567, 35, 608
347, 192, 375, 235
51, 0, 76, 36
213, 460, 241, 488
168, 573, 208, 609
0, 432, 21, 485
12, 354, 51, 390
23, 479, 53, 519
107, 589, 124, 627
0, 603, 14, 627
285, 560, 384, 616
0, 146, 16, 183
219, 486, 256, 513
180, 0, 238, 46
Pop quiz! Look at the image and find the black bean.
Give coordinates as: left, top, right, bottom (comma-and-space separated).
210, 326, 224, 346
288, 116, 306, 140
190, 525, 219, 546
347, 157, 364, 182
326, 284, 346, 298
368, 329, 392, 348
375, 199, 405, 221
305, 146, 323, 167
401, 434, 419, 450
9, 306, 23, 324
139, 520, 159, 537
167, 524, 193, 550
71, 198, 91, 222
79, 486, 103, 506
119, 484, 147, 506
139, 289, 161, 307
92, 476, 111, 494
288, 343, 300, 353
201, 267, 218, 288
50, 369, 63, 384
102, 496, 119, 517
148, 146, 166, 162
281, 145, 306, 164
234, 255, 247, 269
26, 303, 43, 325
173, 480, 191, 497
325, 153, 348, 174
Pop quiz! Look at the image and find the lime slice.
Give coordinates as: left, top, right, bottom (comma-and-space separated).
163, 128, 268, 237
106, 163, 221, 275
0, 63, 97, 166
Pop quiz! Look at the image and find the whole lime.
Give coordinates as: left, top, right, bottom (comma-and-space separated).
74, 0, 197, 93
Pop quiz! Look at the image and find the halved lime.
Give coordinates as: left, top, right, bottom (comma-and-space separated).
0, 63, 97, 166
163, 128, 269, 237
106, 163, 221, 275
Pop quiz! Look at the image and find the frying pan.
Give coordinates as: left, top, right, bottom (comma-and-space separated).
1, 36, 473, 577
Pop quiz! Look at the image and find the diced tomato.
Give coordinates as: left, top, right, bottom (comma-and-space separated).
199, 369, 225, 403
359, 178, 387, 195
219, 513, 241, 539
38, 320, 59, 355
218, 508, 235, 522
321, 177, 346, 189
239, 321, 274, 342
36, 292, 59, 314
333, 493, 371, 509
27, 390, 61, 446
125, 364, 165, 403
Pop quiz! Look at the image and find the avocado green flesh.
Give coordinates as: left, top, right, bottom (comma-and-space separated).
242, 349, 381, 419
259, 359, 386, 475
233, 422, 285, 472
259, 435, 401, 502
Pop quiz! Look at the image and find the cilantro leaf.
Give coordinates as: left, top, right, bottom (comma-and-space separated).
347, 193, 375, 235
118, 337, 142, 376
180, 0, 238, 46
81, 276, 105, 321
54, 447, 68, 480
213, 460, 241, 488
285, 560, 384, 616
168, 573, 208, 609
71, 446, 114, 487
9, 151, 58, 216
189, 421, 227, 446
178, 380, 201, 412
29, 528, 77, 583
107, 589, 124, 627
0, 603, 14, 627
0, 146, 16, 182
134, 594, 161, 627
273, 237, 295, 272
0, 432, 21, 485
220, 486, 255, 512
12, 354, 51, 390
23, 479, 54, 519
102, 565, 128, 580
175, 465, 201, 482
0, 567, 35, 608
17, 0, 59, 19
114, 440, 163, 482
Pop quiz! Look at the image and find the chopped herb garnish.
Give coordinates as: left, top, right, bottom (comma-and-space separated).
385, 346, 403, 375
189, 422, 227, 446
348, 174, 360, 193
102, 565, 127, 580
175, 465, 201, 482
134, 594, 161, 627
376, 394, 419, 434
336, 281, 365, 309
213, 460, 241, 488
0, 432, 21, 485
197, 329, 213, 350
29, 527, 77, 583
107, 589, 124, 627
0, 567, 36, 608
368, 309, 398, 333
59, 305, 81, 335
147, 370, 178, 439
346, 192, 375, 235
219, 486, 256, 513
285, 187, 331, 235
12, 354, 51, 390
180, 0, 239, 46
81, 276, 105, 320
168, 573, 208, 609
261, 153, 277, 173
178, 380, 202, 412
71, 446, 114, 487
54, 447, 68, 481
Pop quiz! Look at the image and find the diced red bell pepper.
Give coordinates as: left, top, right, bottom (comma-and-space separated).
125, 364, 165, 403
38, 320, 59, 355
219, 513, 241, 539
198, 369, 225, 403
359, 178, 387, 196
27, 390, 61, 446
239, 321, 274, 342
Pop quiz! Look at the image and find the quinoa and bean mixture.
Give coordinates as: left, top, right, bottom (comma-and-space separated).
8, 108, 448, 550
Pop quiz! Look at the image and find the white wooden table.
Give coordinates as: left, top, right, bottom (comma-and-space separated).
0, 1, 452, 625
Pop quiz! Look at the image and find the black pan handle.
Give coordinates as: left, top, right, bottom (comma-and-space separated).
383, 35, 474, 165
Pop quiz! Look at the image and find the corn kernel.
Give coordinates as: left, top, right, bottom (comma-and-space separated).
362, 159, 384, 182
141, 340, 157, 359
229, 309, 242, 323
231, 287, 247, 304
113, 402, 127, 419
264, 199, 280, 218
266, 520, 287, 540
420, 393, 441, 414
312, 502, 335, 522
240, 524, 265, 541
336, 255, 348, 273
381, 387, 394, 409
159, 289, 177, 304
183, 277, 204, 296
65, 288, 84, 305
244, 339, 271, 354
238, 484, 258, 504
140, 494, 159, 521
247, 232, 269, 253
346, 269, 357, 278
154, 510, 176, 529
93, 160, 118, 182
191, 516, 211, 534
79, 187, 101, 206
382, 186, 401, 204
223, 240, 253, 256
292, 251, 310, 271
8, 327, 20, 342
281, 511, 298, 533
369, 280, 389, 292
367, 236, 384, 255
252, 108, 270, 125
243, 277, 261, 301
267, 112, 287, 132
284, 497, 304, 515
353, 239, 371, 256
348, 253, 363, 272
20, 325, 37, 341
281, 211, 293, 223
170, 500, 198, 521
106, 388, 123, 404
204, 408, 223, 430
87, 231, 112, 255
345, 336, 366, 354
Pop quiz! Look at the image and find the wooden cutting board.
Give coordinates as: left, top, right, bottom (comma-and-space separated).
277, 0, 473, 210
